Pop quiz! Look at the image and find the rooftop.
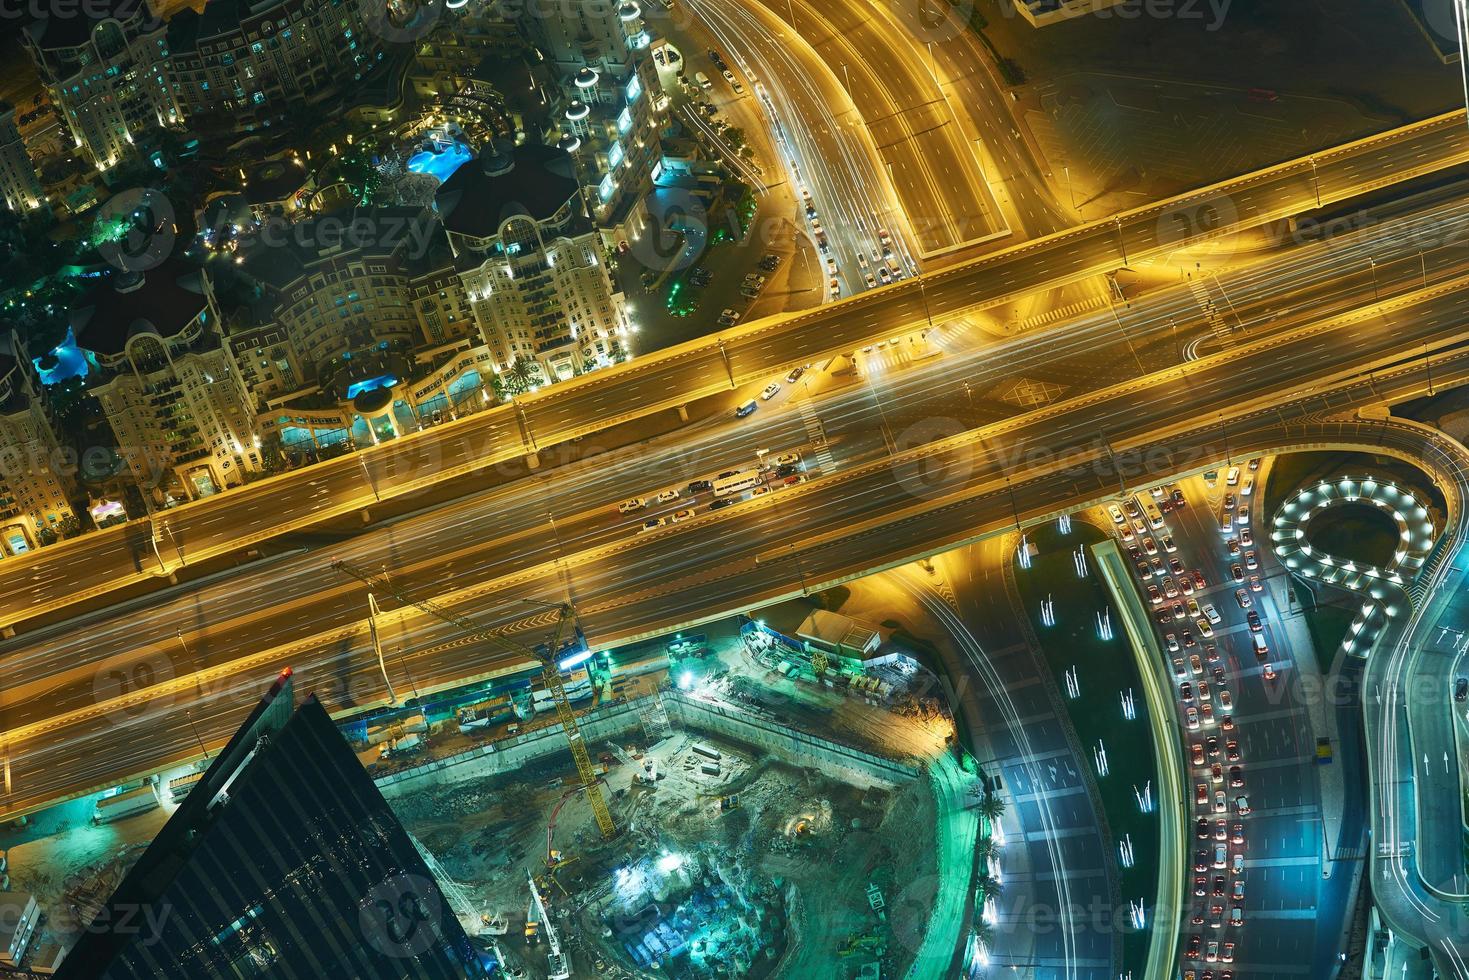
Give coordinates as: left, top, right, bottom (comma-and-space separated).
70, 258, 210, 357
435, 141, 580, 239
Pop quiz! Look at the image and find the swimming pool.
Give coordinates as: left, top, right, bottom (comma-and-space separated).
406, 140, 474, 184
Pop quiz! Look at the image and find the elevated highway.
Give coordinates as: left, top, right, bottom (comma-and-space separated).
4, 112, 1469, 630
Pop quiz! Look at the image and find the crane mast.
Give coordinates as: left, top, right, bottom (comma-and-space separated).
331, 559, 616, 838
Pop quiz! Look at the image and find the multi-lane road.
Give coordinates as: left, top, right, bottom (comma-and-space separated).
4, 111, 1469, 635
8, 184, 1469, 826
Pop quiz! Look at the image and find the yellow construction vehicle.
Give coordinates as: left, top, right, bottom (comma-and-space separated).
332, 559, 616, 839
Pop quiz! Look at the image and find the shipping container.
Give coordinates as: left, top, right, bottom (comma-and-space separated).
94, 784, 158, 824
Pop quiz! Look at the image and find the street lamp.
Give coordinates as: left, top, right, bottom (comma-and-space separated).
1308, 156, 1321, 209
358, 452, 379, 502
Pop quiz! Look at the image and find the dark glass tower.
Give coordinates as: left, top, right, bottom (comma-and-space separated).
60, 669, 487, 979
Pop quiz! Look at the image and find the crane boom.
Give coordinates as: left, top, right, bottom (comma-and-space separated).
331, 559, 616, 838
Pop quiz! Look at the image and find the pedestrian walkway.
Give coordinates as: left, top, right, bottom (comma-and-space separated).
1013, 294, 1106, 332
796, 397, 836, 473
1188, 279, 1236, 347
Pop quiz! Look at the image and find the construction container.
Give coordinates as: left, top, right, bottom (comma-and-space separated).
93, 784, 158, 824
691, 742, 722, 761
700, 761, 721, 777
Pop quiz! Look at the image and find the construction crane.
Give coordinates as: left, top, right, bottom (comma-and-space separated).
331, 559, 616, 839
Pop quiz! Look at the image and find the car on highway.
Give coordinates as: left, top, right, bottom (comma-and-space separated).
775, 452, 802, 467
1207, 940, 1219, 963
1187, 707, 1200, 730
1165, 578, 1179, 599
671, 508, 697, 522
1171, 556, 1186, 574
1182, 629, 1196, 648
1213, 790, 1226, 813
1230, 564, 1244, 582
1236, 506, 1249, 526
1180, 680, 1194, 701
656, 488, 680, 504
687, 479, 713, 493
1235, 589, 1251, 608
1210, 763, 1223, 784
1225, 740, 1239, 762
760, 383, 781, 400
1222, 940, 1235, 962
1213, 843, 1227, 868
1143, 537, 1158, 555
1205, 734, 1219, 755
1196, 815, 1209, 836
1189, 654, 1203, 675
1246, 611, 1262, 632
1193, 570, 1207, 589
1148, 585, 1162, 605
1457, 677, 1468, 702
1244, 550, 1258, 570
1249, 574, 1262, 592
1220, 714, 1234, 731
1193, 743, 1207, 765
1228, 765, 1243, 788
1163, 534, 1178, 553
735, 399, 758, 418
1172, 601, 1187, 621
1196, 782, 1209, 805
1239, 526, 1253, 547
619, 497, 647, 513
1108, 504, 1126, 524
864, 273, 878, 289
1195, 848, 1210, 872
1172, 488, 1187, 508
751, 485, 771, 497
785, 366, 807, 384
1231, 877, 1244, 899
1167, 633, 1181, 653
1218, 689, 1232, 710
1234, 796, 1250, 815
1179, 574, 1195, 595
1231, 852, 1245, 875
1187, 936, 1202, 959
708, 498, 733, 511
638, 517, 668, 534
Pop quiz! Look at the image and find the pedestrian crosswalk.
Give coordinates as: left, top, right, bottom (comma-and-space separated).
1014, 295, 1106, 332
796, 397, 836, 472
1189, 279, 1236, 347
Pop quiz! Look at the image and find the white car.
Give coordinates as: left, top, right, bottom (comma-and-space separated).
656, 488, 680, 504
1108, 505, 1126, 525
718, 308, 740, 326
1202, 603, 1222, 625
618, 497, 646, 514
760, 383, 781, 400
671, 508, 696, 522
775, 452, 801, 466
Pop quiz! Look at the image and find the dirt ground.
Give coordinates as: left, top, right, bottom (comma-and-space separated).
393, 721, 938, 979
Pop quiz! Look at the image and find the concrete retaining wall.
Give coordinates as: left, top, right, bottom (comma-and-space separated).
662, 692, 919, 788
375, 697, 647, 801
375, 691, 919, 801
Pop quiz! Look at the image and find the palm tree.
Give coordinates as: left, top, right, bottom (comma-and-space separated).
978, 791, 1006, 825
975, 872, 1003, 901
501, 357, 542, 396
975, 835, 1000, 863
971, 919, 995, 952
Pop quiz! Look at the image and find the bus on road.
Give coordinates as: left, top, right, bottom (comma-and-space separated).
713, 470, 763, 497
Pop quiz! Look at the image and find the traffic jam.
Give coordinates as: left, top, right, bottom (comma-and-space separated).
1110, 461, 1273, 979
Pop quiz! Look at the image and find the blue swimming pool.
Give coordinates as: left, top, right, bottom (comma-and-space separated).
34, 328, 91, 386
406, 140, 474, 184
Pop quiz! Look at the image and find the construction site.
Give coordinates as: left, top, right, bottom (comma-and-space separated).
0, 580, 978, 979
380, 605, 976, 980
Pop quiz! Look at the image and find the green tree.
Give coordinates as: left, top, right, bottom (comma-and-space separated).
978, 791, 1006, 824
502, 357, 543, 396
